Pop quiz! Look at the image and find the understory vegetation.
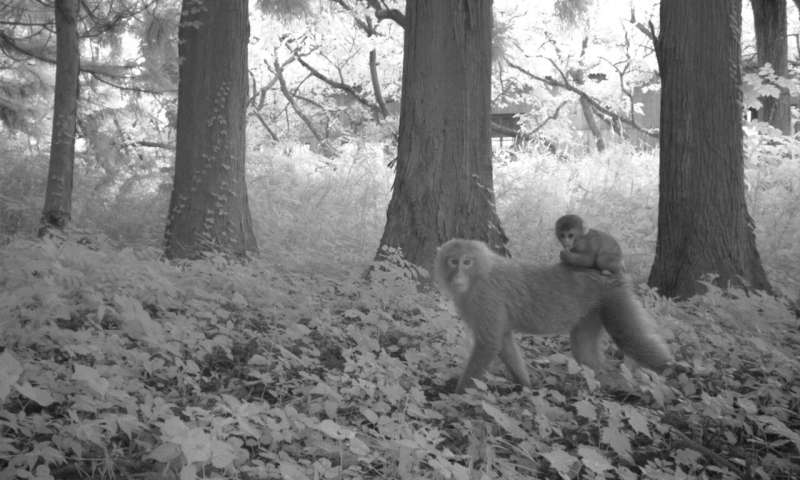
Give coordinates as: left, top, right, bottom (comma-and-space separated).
1, 233, 799, 479
2, 134, 800, 479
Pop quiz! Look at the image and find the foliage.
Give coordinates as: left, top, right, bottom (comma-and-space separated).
743, 122, 800, 298
1, 236, 798, 479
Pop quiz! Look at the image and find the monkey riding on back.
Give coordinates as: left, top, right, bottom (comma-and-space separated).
555, 214, 624, 275
434, 238, 671, 393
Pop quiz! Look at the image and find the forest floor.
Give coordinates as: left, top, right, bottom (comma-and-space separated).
1, 237, 799, 479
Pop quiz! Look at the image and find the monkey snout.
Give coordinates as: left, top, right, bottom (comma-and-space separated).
451, 278, 469, 293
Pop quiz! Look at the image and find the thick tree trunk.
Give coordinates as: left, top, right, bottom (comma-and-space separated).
378, 0, 506, 272
751, 0, 791, 134
40, 0, 79, 235
165, 0, 257, 259
650, 0, 771, 298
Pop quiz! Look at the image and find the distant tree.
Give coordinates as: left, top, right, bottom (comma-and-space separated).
164, 0, 257, 259
40, 0, 80, 235
0, 0, 178, 239
650, 0, 771, 297
751, 0, 791, 134
377, 0, 506, 272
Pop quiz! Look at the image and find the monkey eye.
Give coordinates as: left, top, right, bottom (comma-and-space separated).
462, 258, 473, 267
447, 257, 459, 267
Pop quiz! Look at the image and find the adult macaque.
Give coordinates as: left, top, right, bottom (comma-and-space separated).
555, 214, 624, 275
434, 239, 671, 393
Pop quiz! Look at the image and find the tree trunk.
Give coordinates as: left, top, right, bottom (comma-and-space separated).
578, 95, 605, 152
378, 0, 506, 272
751, 0, 791, 134
650, 0, 771, 298
40, 0, 79, 235
165, 0, 257, 259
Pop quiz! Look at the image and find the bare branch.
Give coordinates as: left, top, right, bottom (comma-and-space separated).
273, 53, 336, 156
130, 140, 175, 150
506, 59, 657, 138
633, 21, 656, 45
292, 53, 378, 115
526, 100, 569, 136
251, 112, 279, 142
330, 0, 375, 34
87, 71, 175, 94
248, 56, 296, 109
0, 31, 136, 77
369, 49, 388, 118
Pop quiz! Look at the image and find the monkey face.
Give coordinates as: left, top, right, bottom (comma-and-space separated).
434, 239, 491, 299
557, 229, 578, 250
445, 255, 474, 294
555, 215, 585, 250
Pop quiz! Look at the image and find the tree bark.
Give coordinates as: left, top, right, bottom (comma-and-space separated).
378, 0, 506, 272
40, 0, 80, 235
650, 0, 771, 298
751, 0, 791, 134
165, 0, 257, 259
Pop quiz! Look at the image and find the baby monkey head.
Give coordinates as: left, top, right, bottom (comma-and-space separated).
555, 214, 585, 249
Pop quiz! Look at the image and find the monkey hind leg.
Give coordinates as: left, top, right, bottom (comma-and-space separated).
570, 313, 605, 371
456, 344, 496, 393
596, 252, 624, 275
499, 332, 532, 388
600, 287, 672, 372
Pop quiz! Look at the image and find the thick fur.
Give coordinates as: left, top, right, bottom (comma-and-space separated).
434, 239, 672, 392
556, 215, 624, 274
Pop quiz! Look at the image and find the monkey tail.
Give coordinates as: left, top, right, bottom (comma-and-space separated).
599, 285, 673, 372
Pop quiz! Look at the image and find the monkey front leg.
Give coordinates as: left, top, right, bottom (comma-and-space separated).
456, 334, 503, 393
560, 249, 597, 268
